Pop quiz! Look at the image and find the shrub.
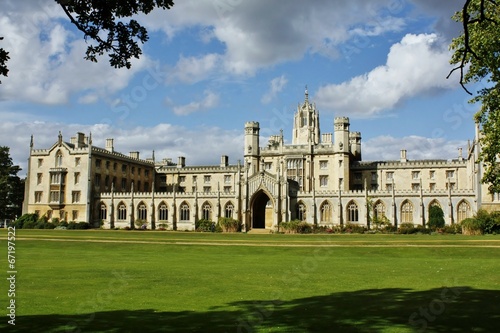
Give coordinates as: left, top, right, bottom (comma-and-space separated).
67, 222, 78, 230
51, 218, 61, 226
280, 220, 312, 234
196, 219, 214, 232
461, 218, 484, 235
134, 219, 148, 229
372, 215, 390, 230
14, 213, 39, 229
427, 206, 445, 230
218, 217, 241, 233
441, 224, 461, 234
344, 223, 366, 234
77, 222, 90, 229
398, 222, 416, 234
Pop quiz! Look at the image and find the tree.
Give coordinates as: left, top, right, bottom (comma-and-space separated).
0, 0, 176, 83
427, 205, 445, 230
449, 0, 500, 193
0, 37, 9, 83
0, 147, 24, 220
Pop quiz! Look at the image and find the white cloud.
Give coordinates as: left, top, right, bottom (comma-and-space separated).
314, 33, 456, 118
168, 53, 221, 84
172, 91, 219, 116
141, 0, 411, 76
0, 0, 149, 105
363, 134, 467, 161
261, 75, 288, 104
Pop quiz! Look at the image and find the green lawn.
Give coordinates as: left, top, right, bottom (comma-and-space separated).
1, 229, 499, 332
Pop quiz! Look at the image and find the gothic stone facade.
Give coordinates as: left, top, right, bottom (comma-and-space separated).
23, 91, 499, 230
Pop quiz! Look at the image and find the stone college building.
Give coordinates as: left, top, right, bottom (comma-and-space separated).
22, 90, 499, 230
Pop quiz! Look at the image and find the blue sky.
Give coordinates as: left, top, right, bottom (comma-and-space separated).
0, 0, 480, 174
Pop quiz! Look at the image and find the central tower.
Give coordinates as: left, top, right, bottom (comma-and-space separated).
292, 87, 320, 145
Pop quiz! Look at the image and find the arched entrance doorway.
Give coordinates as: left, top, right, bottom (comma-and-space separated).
251, 190, 273, 229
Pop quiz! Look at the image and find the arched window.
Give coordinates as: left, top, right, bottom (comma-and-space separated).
118, 203, 127, 220
320, 201, 332, 223
180, 203, 190, 221
55, 151, 63, 167
374, 201, 385, 219
347, 201, 359, 222
138, 203, 147, 220
159, 203, 168, 221
297, 202, 306, 221
99, 203, 107, 220
401, 200, 413, 223
457, 200, 471, 223
225, 202, 234, 218
202, 202, 212, 221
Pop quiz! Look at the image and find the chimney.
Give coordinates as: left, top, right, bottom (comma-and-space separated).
106, 139, 114, 152
130, 151, 140, 159
76, 132, 85, 148
220, 155, 229, 167
177, 156, 185, 168
400, 149, 407, 163
458, 147, 463, 161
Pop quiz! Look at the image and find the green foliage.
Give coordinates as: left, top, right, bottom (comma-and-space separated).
218, 217, 241, 233
280, 220, 312, 234
0, 37, 8, 83
427, 206, 445, 230
13, 213, 38, 229
134, 219, 148, 229
0, 146, 23, 220
67, 221, 90, 230
461, 209, 500, 235
195, 219, 214, 232
372, 215, 390, 230
344, 223, 366, 234
461, 217, 484, 235
450, 1, 500, 193
57, 0, 175, 69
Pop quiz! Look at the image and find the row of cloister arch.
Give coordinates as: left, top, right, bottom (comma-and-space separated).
98, 200, 236, 226
294, 199, 472, 225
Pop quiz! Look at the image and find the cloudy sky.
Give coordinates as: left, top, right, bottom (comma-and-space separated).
0, 0, 480, 175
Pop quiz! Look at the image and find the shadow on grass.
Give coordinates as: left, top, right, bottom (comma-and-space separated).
3, 287, 500, 333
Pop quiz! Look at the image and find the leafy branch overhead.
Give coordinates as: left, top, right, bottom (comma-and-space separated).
0, 37, 9, 83
449, 0, 500, 193
56, 0, 175, 69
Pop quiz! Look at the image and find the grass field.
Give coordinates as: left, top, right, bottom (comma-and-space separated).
1, 229, 499, 332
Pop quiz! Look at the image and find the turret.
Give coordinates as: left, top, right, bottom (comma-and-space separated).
244, 122, 260, 174
349, 131, 362, 161
292, 87, 320, 145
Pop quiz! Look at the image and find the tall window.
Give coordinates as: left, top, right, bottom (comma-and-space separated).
225, 202, 234, 218
297, 202, 306, 221
202, 202, 212, 221
319, 160, 328, 169
401, 200, 413, 223
50, 173, 61, 184
118, 203, 127, 220
138, 203, 147, 220
159, 203, 168, 221
100, 204, 107, 220
180, 203, 190, 221
204, 175, 211, 183
412, 171, 420, 180
50, 191, 60, 202
35, 191, 43, 203
224, 175, 232, 183
56, 151, 63, 166
386, 172, 394, 181
457, 201, 471, 223
320, 201, 332, 223
37, 173, 42, 185
319, 175, 328, 187
347, 201, 359, 222
374, 201, 385, 220
74, 172, 80, 185
287, 159, 304, 189
72, 191, 81, 203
